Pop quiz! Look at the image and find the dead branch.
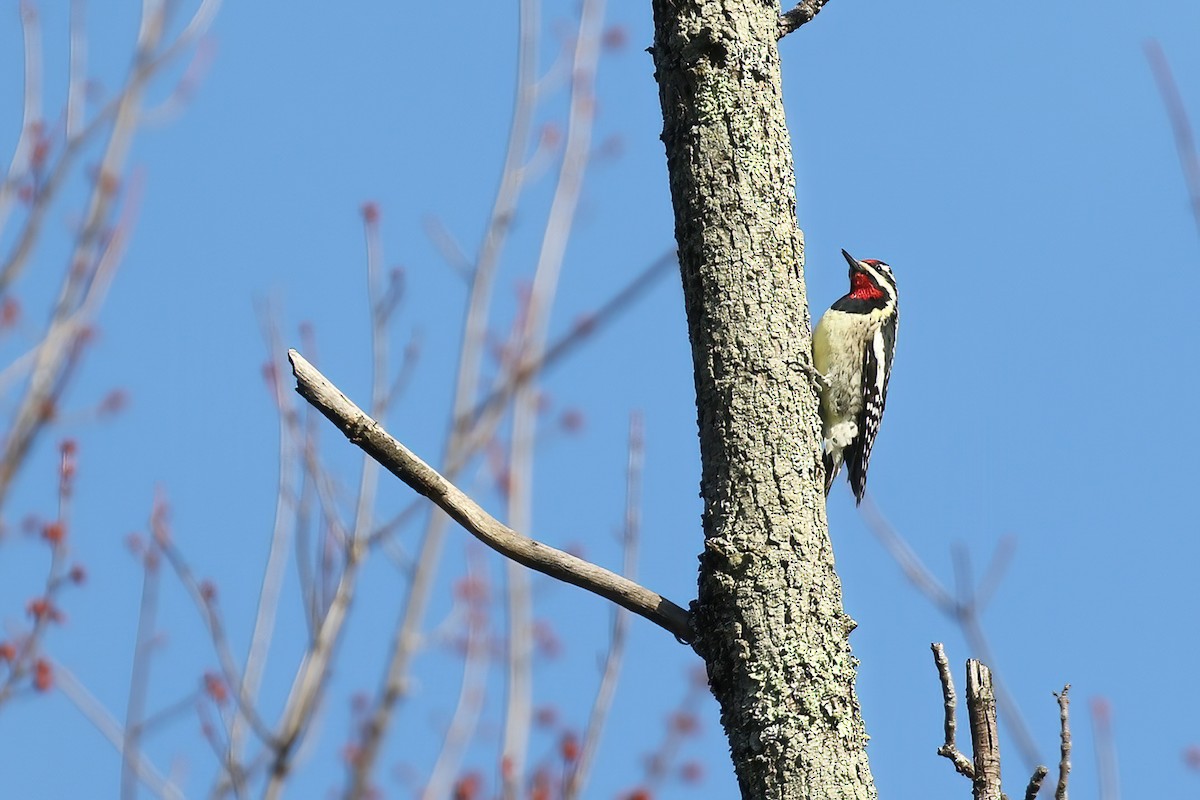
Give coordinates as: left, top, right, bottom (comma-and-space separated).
931, 643, 974, 779
965, 660, 1003, 800
288, 349, 693, 643
932, 644, 1069, 800
1056, 686, 1071, 800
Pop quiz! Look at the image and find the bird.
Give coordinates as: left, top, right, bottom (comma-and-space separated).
811, 249, 899, 504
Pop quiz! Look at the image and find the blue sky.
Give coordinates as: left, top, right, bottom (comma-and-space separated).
1, 1, 1199, 798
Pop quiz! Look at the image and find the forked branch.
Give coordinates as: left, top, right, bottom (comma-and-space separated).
287, 349, 694, 643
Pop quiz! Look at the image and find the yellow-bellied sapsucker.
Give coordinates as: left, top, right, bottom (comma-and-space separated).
812, 249, 899, 504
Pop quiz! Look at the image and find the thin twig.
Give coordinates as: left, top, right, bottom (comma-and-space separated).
0, 442, 73, 704
343, 2, 544, 793
1056, 685, 1071, 800
289, 349, 693, 641
55, 661, 184, 800
501, 0, 607, 783
0, 0, 219, 513
0, 0, 43, 235
369, 249, 675, 551
230, 311, 300, 775
264, 540, 364, 799
421, 548, 492, 800
67, 0, 86, 139
121, 530, 162, 800
457, 249, 675, 435
155, 535, 277, 746
422, 215, 474, 282
931, 643, 974, 779
565, 413, 642, 799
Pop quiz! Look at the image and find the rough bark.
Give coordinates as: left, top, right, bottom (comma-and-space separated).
648, 2, 876, 798
965, 661, 1003, 800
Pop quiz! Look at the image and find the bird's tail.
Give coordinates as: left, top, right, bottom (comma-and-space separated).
822, 447, 843, 496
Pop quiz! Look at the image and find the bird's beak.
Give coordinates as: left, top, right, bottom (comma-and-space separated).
841, 249, 862, 272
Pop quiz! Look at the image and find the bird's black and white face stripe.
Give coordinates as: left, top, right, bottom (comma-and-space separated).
831, 250, 897, 314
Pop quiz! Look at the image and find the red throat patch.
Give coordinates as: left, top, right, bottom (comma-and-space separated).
849, 272, 884, 301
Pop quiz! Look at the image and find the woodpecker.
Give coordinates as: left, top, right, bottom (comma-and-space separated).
811, 249, 899, 504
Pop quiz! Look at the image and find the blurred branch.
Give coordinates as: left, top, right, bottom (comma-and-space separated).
55, 661, 184, 800
1091, 698, 1120, 800
264, 544, 363, 799
862, 496, 1042, 771
0, 0, 220, 512
343, 1, 546, 794
565, 412, 642, 799
457, 248, 676, 437
121, 517, 163, 800
155, 531, 277, 748
1144, 40, 1200, 236
501, 0, 607, 788
229, 312, 302, 773
369, 248, 675, 552
421, 548, 491, 800
288, 349, 693, 641
0, 440, 75, 704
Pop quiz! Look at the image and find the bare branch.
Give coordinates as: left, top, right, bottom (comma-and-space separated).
288, 349, 693, 642
1056, 685, 1071, 800
861, 498, 955, 614
931, 643, 975, 779
778, 0, 832, 39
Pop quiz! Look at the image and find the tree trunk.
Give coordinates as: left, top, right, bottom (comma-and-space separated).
648, 2, 876, 798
